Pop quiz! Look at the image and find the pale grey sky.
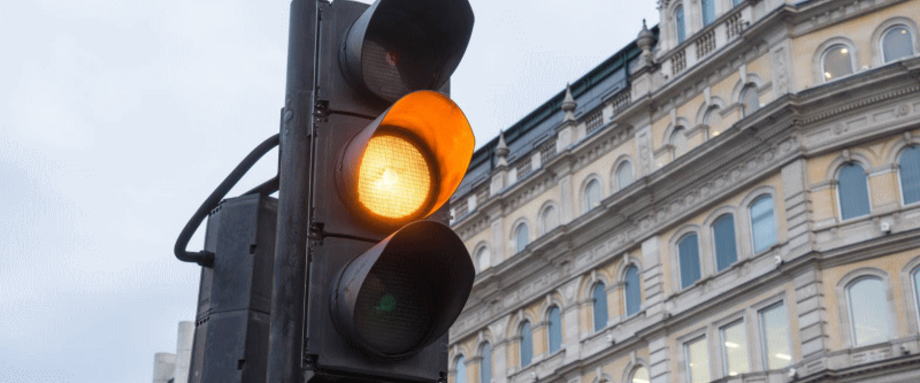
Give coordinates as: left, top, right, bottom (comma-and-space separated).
0, 1, 658, 381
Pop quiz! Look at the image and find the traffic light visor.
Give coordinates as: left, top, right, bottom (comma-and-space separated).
341, 90, 474, 226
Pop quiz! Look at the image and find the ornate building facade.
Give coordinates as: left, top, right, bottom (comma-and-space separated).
447, 0, 920, 382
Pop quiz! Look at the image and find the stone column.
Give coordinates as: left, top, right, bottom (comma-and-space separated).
794, 266, 829, 370
640, 236, 665, 317
781, 158, 814, 260
152, 353, 176, 383
173, 321, 195, 383
648, 335, 671, 383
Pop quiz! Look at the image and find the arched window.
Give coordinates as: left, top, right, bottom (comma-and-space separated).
514, 222, 529, 253
822, 44, 854, 81
454, 355, 466, 383
703, 106, 722, 137
479, 342, 492, 383
583, 178, 602, 213
547, 306, 562, 353
750, 195, 776, 253
475, 246, 490, 272
900, 146, 920, 205
846, 276, 893, 346
540, 205, 558, 235
882, 25, 915, 63
913, 268, 920, 327
678, 233, 701, 289
519, 321, 533, 367
624, 265, 642, 316
740, 84, 759, 117
674, 5, 687, 43
592, 282, 608, 331
712, 213, 738, 271
670, 127, 688, 158
630, 366, 650, 383
837, 163, 870, 220
702, 0, 716, 26
616, 160, 634, 191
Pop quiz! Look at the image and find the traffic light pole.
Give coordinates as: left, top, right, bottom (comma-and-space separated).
266, 0, 318, 382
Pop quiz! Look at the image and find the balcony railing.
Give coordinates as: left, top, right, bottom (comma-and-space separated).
664, 3, 751, 78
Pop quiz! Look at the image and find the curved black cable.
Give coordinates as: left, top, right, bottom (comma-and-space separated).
174, 134, 280, 267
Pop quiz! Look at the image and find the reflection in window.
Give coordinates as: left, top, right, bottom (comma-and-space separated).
592, 282, 608, 332
914, 269, 920, 328
519, 321, 533, 367
678, 233, 702, 289
741, 84, 759, 117
547, 306, 562, 353
584, 179, 602, 213
480, 342, 492, 383
750, 195, 776, 253
837, 163, 870, 220
476, 246, 490, 272
712, 214, 738, 272
720, 320, 750, 376
685, 336, 710, 383
675, 5, 687, 43
732, 0, 743, 6
847, 277, 893, 346
625, 265, 642, 316
883, 26, 914, 63
514, 223, 529, 253
671, 127, 689, 158
900, 146, 920, 204
823, 44, 854, 81
631, 367, 650, 383
703, 107, 722, 136
455, 355, 466, 383
616, 161, 634, 191
759, 302, 792, 369
540, 205, 558, 235
702, 0, 716, 26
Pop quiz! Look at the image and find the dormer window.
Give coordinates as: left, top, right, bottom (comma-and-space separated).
674, 5, 687, 43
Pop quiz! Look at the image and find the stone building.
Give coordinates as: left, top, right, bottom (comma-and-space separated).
152, 321, 194, 383
447, 0, 920, 382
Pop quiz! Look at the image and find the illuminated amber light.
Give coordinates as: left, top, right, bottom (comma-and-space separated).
357, 133, 433, 219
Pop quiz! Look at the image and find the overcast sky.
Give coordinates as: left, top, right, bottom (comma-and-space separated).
0, 1, 658, 381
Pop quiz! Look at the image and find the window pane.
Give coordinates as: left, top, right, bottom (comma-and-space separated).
480, 343, 492, 383
520, 322, 532, 367
732, 0, 743, 6
631, 367, 650, 383
671, 128, 688, 157
477, 247, 489, 271
721, 321, 750, 376
759, 302, 792, 369
741, 85, 759, 117
547, 306, 562, 353
617, 161, 634, 190
455, 356, 466, 383
685, 337, 710, 383
713, 214, 738, 271
625, 265, 642, 316
914, 270, 920, 329
593, 283, 608, 331
838, 163, 870, 219
702, 0, 716, 26
883, 26, 914, 63
679, 233, 701, 289
901, 146, 920, 204
848, 277, 892, 346
750, 195, 776, 253
675, 6, 687, 43
515, 223, 529, 253
584, 179, 601, 213
541, 206, 557, 234
823, 45, 853, 81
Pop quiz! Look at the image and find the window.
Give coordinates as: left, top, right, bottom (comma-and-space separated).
712, 214, 738, 272
913, 268, 920, 328
583, 178, 602, 213
684, 336, 710, 383
476, 246, 490, 272
759, 302, 792, 369
740, 84, 759, 117
671, 127, 689, 158
519, 321, 533, 367
625, 265, 642, 316
592, 282, 608, 331
702, 0, 716, 26
732, 0, 743, 6
750, 195, 776, 253
675, 5, 687, 43
882, 26, 914, 63
480, 343, 492, 383
837, 163, 870, 220
900, 146, 920, 205
514, 223, 529, 253
847, 276, 893, 346
547, 306, 562, 353
616, 161, 634, 191
454, 355, 466, 383
678, 233, 702, 289
540, 205, 558, 235
630, 367, 650, 383
720, 320, 750, 376
822, 44, 854, 81
703, 106, 722, 136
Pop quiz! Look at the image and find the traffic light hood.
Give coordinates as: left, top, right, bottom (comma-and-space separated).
341, 0, 474, 102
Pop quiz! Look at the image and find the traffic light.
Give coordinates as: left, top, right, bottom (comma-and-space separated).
267, 0, 478, 382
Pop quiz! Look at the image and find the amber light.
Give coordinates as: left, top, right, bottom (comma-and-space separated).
357, 133, 434, 220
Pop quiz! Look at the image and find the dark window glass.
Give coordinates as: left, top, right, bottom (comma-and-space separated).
480, 343, 492, 383
625, 265, 642, 316
547, 306, 562, 353
519, 321, 532, 367
900, 146, 920, 204
883, 26, 914, 63
592, 282, 608, 331
837, 163, 870, 220
678, 233, 701, 288
712, 214, 738, 271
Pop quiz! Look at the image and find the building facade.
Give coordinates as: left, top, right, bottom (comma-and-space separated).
448, 1, 920, 382
152, 321, 194, 383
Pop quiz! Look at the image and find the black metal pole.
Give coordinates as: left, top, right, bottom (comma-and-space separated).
267, 0, 318, 382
